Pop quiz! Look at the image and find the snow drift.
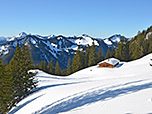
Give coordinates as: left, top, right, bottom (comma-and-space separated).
9, 54, 152, 114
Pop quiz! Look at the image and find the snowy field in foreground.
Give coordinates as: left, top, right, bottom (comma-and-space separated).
9, 54, 152, 114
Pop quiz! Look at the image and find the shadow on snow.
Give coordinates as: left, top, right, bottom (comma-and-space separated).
9, 95, 43, 114
36, 81, 152, 114
30, 81, 85, 95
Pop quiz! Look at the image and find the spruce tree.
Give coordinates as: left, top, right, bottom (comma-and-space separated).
55, 61, 61, 75
123, 40, 130, 61
48, 59, 54, 74
43, 60, 47, 72
66, 58, 72, 75
115, 38, 124, 60
105, 48, 111, 59
80, 48, 86, 69
85, 45, 90, 67
72, 49, 81, 73
139, 46, 144, 57
20, 44, 36, 97
130, 34, 144, 60
88, 42, 96, 66
39, 60, 47, 72
9, 43, 36, 106
39, 61, 43, 70
130, 43, 139, 60
9, 42, 22, 103
97, 48, 104, 63
115, 43, 121, 60
143, 40, 149, 55
0, 59, 14, 113
111, 48, 115, 58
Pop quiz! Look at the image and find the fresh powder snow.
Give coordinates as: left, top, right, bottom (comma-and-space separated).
9, 54, 152, 114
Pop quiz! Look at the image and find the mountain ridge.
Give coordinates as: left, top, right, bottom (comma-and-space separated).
0, 32, 127, 69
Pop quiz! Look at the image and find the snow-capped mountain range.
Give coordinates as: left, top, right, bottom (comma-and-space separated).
0, 32, 126, 68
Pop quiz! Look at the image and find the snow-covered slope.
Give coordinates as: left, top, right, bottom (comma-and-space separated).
9, 54, 152, 114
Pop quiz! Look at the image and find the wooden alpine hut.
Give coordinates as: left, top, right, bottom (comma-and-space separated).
98, 58, 120, 68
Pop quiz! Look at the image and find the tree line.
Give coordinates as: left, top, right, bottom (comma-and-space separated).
37, 42, 104, 76
38, 26, 152, 76
0, 43, 37, 114
115, 26, 152, 61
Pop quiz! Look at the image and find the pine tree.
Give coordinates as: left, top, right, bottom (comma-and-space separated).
124, 40, 130, 61
9, 42, 22, 103
39, 61, 43, 70
48, 59, 54, 74
55, 61, 61, 75
121, 39, 130, 61
80, 48, 86, 69
130, 33, 145, 60
39, 60, 47, 71
0, 59, 14, 113
97, 48, 104, 63
85, 45, 90, 67
105, 48, 111, 59
143, 40, 149, 55
130, 43, 138, 60
115, 38, 124, 60
66, 58, 72, 75
72, 49, 81, 73
88, 42, 96, 67
111, 48, 115, 58
139, 46, 144, 57
115, 44, 121, 60
19, 44, 36, 97
43, 60, 47, 72
8, 43, 36, 107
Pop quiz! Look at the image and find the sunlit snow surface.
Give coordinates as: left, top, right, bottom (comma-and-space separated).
75, 35, 99, 46
9, 54, 152, 114
103, 39, 112, 45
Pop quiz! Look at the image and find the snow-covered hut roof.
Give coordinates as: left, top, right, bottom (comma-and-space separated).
98, 58, 120, 66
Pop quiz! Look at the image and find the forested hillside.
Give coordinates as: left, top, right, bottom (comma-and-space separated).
38, 26, 152, 76
0, 43, 37, 114
115, 26, 152, 61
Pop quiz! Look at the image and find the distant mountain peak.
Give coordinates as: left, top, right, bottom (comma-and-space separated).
48, 34, 56, 38
18, 32, 27, 37
103, 34, 128, 47
77, 34, 91, 38
82, 34, 89, 37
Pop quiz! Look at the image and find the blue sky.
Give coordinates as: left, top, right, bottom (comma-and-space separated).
0, 0, 152, 38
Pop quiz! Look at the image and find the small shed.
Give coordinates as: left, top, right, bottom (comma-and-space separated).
98, 58, 120, 68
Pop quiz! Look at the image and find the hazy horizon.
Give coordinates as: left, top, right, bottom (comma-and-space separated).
0, 0, 152, 38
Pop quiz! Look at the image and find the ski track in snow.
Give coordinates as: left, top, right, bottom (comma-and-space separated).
9, 54, 152, 114
9, 78, 152, 114
9, 95, 44, 114
34, 80, 152, 114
